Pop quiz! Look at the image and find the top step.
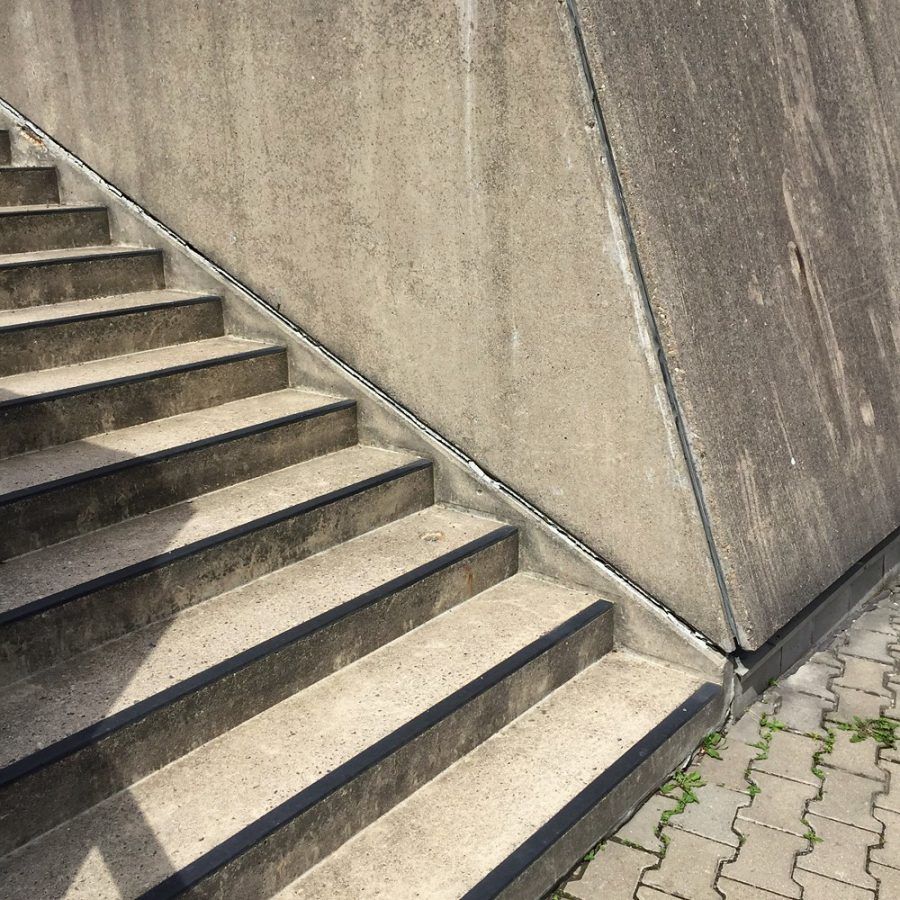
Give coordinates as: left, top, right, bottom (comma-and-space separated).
0, 132, 9, 166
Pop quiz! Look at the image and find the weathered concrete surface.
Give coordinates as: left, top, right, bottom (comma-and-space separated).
0, 1, 729, 644
577, 0, 900, 647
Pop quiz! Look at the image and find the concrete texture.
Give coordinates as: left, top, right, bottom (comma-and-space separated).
0, 165, 57, 205
0, 204, 109, 253
0, 0, 728, 645
576, 0, 900, 647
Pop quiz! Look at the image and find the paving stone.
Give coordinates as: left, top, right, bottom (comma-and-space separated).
610, 793, 671, 854
793, 869, 875, 900
810, 650, 843, 670
752, 730, 819, 786
566, 841, 656, 900
829, 686, 888, 723
635, 887, 682, 900
870, 862, 900, 896
737, 771, 817, 836
809, 768, 883, 832
875, 760, 900, 813
722, 820, 804, 897
842, 629, 895, 664
640, 830, 732, 900
853, 605, 897, 636
716, 877, 792, 899
782, 662, 837, 701
694, 741, 757, 794
834, 656, 892, 697
870, 807, 900, 870
668, 783, 749, 847
824, 730, 887, 781
776, 685, 833, 733
728, 707, 770, 745
795, 814, 879, 890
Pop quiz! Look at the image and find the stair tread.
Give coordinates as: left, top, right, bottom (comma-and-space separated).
0, 573, 599, 897
0, 335, 277, 405
0, 506, 506, 770
279, 652, 708, 899
0, 443, 422, 619
0, 388, 341, 499
0, 289, 214, 330
0, 243, 156, 268
0, 203, 105, 216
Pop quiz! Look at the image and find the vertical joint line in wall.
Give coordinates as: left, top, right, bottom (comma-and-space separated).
563, 0, 741, 646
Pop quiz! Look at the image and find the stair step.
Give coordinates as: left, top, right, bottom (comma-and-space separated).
0, 445, 433, 682
0, 507, 517, 851
279, 655, 720, 900
0, 574, 612, 895
0, 290, 225, 376
0, 388, 357, 556
0, 133, 10, 166
0, 166, 58, 206
0, 244, 164, 309
0, 204, 110, 253
0, 336, 288, 457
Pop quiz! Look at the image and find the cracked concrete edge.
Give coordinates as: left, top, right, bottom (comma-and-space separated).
0, 99, 728, 683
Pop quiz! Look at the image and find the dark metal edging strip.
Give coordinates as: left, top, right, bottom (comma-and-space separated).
0, 203, 107, 217
461, 680, 722, 899
139, 596, 614, 899
0, 524, 517, 789
0, 245, 159, 269
0, 458, 432, 627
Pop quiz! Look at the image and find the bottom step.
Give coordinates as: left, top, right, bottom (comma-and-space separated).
280, 653, 720, 900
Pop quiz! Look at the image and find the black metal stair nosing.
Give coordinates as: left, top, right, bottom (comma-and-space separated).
0, 293, 221, 335
0, 344, 285, 411
0, 246, 160, 270
0, 398, 356, 506
138, 595, 613, 900
0, 524, 517, 790
0, 458, 432, 628
460, 681, 723, 899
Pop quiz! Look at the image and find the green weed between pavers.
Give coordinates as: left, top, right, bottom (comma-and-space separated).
835, 715, 900, 748
702, 731, 726, 760
749, 713, 786, 761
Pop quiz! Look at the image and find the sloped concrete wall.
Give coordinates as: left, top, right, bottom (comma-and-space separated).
0, 2, 732, 644
576, 0, 900, 647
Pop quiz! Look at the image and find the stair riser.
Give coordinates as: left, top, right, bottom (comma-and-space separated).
0, 134, 10, 166
0, 464, 433, 684
0, 298, 224, 377
0, 532, 516, 852
0, 207, 110, 254
0, 350, 288, 458
494, 688, 722, 899
167, 608, 614, 899
0, 168, 58, 206
0, 251, 164, 309
0, 404, 358, 558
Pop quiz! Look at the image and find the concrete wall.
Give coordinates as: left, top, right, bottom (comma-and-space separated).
0, 2, 732, 644
577, 0, 900, 647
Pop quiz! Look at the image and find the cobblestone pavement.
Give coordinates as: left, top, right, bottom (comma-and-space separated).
553, 577, 900, 900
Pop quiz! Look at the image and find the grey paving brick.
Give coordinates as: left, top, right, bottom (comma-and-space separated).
641, 830, 732, 900
782, 662, 837, 702
829, 686, 888, 723
870, 862, 900, 897
809, 768, 883, 832
875, 760, 900, 813
669, 783, 749, 848
752, 730, 820, 786
566, 841, 656, 900
716, 877, 793, 899
635, 887, 682, 900
870, 807, 900, 871
810, 650, 843, 670
610, 793, 671, 854
834, 656, 892, 697
729, 707, 770, 745
737, 771, 817, 836
776, 685, 833, 733
853, 604, 898, 635
694, 741, 757, 794
795, 814, 879, 890
824, 730, 887, 782
722, 820, 804, 897
842, 629, 895, 664
793, 869, 875, 900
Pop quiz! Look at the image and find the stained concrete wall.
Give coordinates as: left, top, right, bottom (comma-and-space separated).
577, 0, 900, 647
0, 2, 732, 644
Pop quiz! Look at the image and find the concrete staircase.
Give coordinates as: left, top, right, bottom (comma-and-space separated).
0, 129, 721, 898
